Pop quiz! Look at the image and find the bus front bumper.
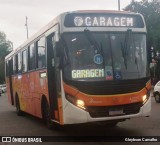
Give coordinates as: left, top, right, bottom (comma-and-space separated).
62, 96, 151, 125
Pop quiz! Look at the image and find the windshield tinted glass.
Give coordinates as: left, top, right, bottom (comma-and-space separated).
62, 32, 148, 81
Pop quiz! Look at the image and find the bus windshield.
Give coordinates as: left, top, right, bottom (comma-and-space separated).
62, 32, 148, 81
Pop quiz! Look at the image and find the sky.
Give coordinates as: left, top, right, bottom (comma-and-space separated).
0, 0, 141, 49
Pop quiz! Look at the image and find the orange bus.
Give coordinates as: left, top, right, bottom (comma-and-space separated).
5, 10, 151, 128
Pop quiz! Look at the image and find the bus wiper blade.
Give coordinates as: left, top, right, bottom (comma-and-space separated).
60, 35, 70, 66
121, 42, 128, 69
121, 29, 132, 69
84, 29, 101, 54
84, 28, 105, 68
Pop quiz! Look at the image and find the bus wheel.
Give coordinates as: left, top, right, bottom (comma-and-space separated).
155, 93, 160, 103
42, 100, 53, 129
16, 97, 23, 116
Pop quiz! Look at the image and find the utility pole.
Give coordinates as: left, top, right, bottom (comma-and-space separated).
118, 0, 120, 11
25, 16, 29, 39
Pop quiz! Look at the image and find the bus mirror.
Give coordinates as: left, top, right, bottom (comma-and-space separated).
56, 42, 63, 57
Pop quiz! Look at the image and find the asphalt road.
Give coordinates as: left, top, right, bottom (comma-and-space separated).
0, 92, 160, 145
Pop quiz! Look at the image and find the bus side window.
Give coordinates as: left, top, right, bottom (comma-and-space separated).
6, 60, 9, 77
22, 49, 28, 72
29, 43, 36, 70
13, 54, 19, 75
37, 37, 46, 69
10, 58, 13, 75
17, 52, 22, 73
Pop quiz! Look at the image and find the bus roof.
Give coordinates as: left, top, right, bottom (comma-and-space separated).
5, 10, 145, 60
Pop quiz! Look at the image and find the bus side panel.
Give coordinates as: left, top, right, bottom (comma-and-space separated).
29, 71, 37, 117
33, 69, 49, 118
12, 75, 22, 107
20, 73, 31, 114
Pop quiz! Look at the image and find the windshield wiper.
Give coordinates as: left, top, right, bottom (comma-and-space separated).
60, 35, 70, 66
84, 29, 102, 54
84, 29, 105, 67
121, 29, 140, 73
121, 29, 133, 69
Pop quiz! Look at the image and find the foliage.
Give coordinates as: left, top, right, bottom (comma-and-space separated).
125, 0, 160, 50
0, 31, 12, 83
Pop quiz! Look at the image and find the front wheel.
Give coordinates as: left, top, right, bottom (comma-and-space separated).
42, 99, 62, 130
42, 100, 53, 129
16, 97, 23, 116
155, 93, 160, 103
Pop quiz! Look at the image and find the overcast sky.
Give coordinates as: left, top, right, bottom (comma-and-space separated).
0, 0, 141, 49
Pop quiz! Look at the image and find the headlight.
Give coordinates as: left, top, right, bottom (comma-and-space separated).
65, 94, 86, 110
142, 94, 147, 102
143, 90, 151, 104
76, 99, 86, 110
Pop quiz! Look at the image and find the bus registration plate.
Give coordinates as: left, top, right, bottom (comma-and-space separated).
109, 109, 124, 116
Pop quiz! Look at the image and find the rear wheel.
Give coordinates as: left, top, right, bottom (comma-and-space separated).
155, 93, 160, 103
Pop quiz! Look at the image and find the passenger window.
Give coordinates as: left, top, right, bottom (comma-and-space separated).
10, 58, 13, 75
6, 61, 9, 76
22, 49, 28, 72
29, 44, 36, 70
37, 37, 46, 69
18, 52, 22, 73
13, 55, 18, 74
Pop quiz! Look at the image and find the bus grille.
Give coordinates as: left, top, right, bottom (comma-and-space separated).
65, 77, 149, 95
87, 102, 143, 118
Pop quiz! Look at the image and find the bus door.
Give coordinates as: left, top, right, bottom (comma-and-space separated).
8, 58, 14, 105
46, 32, 61, 121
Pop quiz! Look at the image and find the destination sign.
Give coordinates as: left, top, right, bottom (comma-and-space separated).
72, 69, 104, 79
64, 13, 144, 28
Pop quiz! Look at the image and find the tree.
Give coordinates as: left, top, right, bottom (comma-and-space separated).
0, 31, 12, 83
125, 0, 160, 51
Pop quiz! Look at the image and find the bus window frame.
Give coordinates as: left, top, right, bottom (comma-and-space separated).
36, 36, 47, 69
22, 49, 28, 73
28, 43, 36, 71
17, 51, 22, 74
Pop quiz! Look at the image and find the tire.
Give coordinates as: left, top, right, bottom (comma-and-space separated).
42, 99, 62, 130
16, 97, 23, 116
155, 93, 160, 103
42, 100, 53, 129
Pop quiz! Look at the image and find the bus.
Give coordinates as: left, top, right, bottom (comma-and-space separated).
5, 10, 151, 128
